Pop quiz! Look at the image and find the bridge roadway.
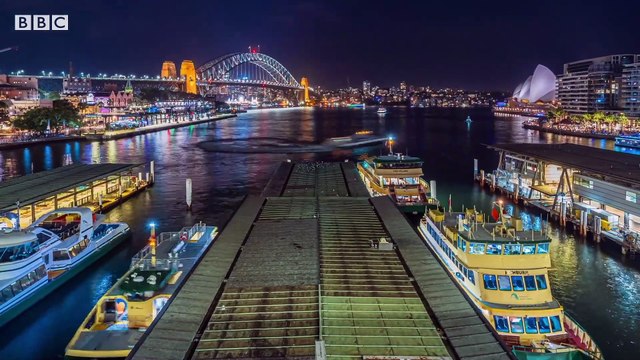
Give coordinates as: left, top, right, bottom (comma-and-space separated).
128, 161, 513, 360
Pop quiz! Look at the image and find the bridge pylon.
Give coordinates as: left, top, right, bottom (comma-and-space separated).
300, 77, 310, 104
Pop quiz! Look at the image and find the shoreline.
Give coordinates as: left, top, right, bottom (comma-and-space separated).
0, 113, 237, 149
523, 123, 617, 140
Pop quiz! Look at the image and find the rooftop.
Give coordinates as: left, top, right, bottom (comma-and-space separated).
0, 163, 140, 211
489, 143, 640, 187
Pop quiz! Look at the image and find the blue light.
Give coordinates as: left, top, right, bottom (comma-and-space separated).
149, 222, 156, 228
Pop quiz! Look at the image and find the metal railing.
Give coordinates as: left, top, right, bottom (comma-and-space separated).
130, 222, 206, 268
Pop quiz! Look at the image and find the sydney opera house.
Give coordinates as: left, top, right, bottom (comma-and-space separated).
494, 64, 557, 116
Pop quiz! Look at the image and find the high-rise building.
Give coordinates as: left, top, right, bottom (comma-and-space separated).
161, 61, 177, 79
362, 80, 371, 95
621, 62, 640, 117
400, 81, 407, 92
556, 54, 640, 114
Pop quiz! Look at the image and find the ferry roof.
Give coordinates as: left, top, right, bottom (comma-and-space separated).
488, 143, 640, 187
373, 154, 423, 163
0, 163, 140, 211
0, 229, 38, 247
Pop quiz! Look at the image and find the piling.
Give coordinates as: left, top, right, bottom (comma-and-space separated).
429, 180, 437, 202
594, 217, 602, 243
580, 210, 588, 236
150, 161, 155, 184
480, 169, 485, 185
560, 202, 567, 227
473, 158, 478, 178
186, 178, 193, 210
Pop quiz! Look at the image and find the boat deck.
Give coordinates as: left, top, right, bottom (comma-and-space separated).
130, 161, 514, 360
67, 226, 217, 353
437, 211, 551, 243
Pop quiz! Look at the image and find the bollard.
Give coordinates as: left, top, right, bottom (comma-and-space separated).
186, 178, 193, 210
429, 180, 437, 203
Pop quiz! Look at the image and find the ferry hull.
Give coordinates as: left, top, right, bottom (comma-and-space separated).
0, 229, 130, 328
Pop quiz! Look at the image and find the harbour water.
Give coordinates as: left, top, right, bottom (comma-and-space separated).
0, 107, 638, 359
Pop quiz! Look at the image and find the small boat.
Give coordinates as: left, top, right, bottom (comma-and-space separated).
347, 103, 365, 109
614, 134, 640, 149
466, 115, 473, 124
65, 222, 218, 359
323, 130, 387, 148
0, 208, 130, 327
377, 107, 387, 114
417, 201, 603, 360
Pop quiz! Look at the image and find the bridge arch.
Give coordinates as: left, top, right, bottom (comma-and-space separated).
197, 52, 301, 89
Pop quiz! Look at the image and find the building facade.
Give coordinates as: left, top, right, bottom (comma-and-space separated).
556, 54, 640, 114
621, 62, 640, 117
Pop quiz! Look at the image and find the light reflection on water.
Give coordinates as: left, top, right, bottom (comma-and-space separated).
0, 108, 638, 359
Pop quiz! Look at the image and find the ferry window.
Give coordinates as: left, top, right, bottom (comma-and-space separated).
511, 276, 524, 291
468, 270, 475, 284
53, 250, 70, 261
537, 243, 550, 254
494, 316, 509, 332
538, 317, 551, 333
11, 281, 22, 295
550, 315, 562, 332
36, 232, 51, 245
523, 244, 536, 254
525, 317, 538, 334
459, 239, 467, 252
535, 275, 548, 290
504, 244, 522, 255
463, 267, 468, 278
498, 275, 512, 291
487, 243, 502, 255
626, 191, 637, 203
469, 243, 485, 254
36, 265, 46, 278
483, 274, 497, 290
1, 287, 13, 302
525, 276, 536, 291
510, 317, 524, 334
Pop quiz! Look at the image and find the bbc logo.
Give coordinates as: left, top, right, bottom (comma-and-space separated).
15, 15, 69, 31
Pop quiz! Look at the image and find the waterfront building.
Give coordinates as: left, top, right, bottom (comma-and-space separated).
493, 65, 556, 116
556, 54, 640, 114
63, 77, 92, 94
362, 80, 370, 95
109, 90, 134, 108
0, 75, 39, 101
621, 62, 640, 117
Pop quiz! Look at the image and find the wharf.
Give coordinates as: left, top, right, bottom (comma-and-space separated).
129, 161, 512, 360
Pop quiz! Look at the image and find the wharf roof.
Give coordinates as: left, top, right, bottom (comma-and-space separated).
488, 143, 640, 187
0, 163, 140, 211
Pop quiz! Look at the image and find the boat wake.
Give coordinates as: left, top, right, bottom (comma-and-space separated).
197, 138, 334, 154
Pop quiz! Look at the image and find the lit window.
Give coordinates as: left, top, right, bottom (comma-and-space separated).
468, 270, 475, 285
550, 315, 562, 332
537, 243, 550, 254
536, 275, 547, 290
511, 276, 524, 291
469, 243, 485, 254
504, 244, 522, 255
483, 274, 497, 290
498, 275, 511, 291
487, 243, 502, 255
510, 317, 524, 334
525, 317, 538, 334
524, 276, 536, 291
523, 244, 536, 254
538, 317, 551, 333
494, 316, 509, 332
626, 191, 637, 203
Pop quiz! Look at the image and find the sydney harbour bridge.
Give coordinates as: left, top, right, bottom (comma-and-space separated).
11, 49, 311, 103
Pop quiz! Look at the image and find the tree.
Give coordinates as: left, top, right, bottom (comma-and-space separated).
13, 100, 82, 133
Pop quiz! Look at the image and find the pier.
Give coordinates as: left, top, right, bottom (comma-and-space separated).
476, 143, 640, 256
129, 161, 512, 359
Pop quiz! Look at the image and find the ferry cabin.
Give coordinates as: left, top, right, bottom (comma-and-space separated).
418, 208, 570, 346
358, 154, 429, 204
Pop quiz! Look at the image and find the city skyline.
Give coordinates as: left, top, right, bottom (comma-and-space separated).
1, 0, 640, 90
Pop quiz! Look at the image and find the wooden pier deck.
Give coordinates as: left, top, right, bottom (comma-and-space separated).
129, 161, 513, 360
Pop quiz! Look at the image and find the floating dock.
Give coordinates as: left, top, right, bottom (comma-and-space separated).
129, 161, 513, 360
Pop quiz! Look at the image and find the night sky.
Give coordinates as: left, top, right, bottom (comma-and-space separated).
1, 0, 639, 90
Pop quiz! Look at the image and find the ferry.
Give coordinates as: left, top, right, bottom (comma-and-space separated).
65, 222, 218, 359
323, 130, 388, 148
348, 103, 365, 109
377, 107, 387, 114
417, 202, 603, 360
357, 140, 437, 214
0, 208, 129, 327
614, 134, 640, 149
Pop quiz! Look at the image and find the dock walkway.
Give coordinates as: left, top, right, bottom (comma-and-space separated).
130, 161, 513, 360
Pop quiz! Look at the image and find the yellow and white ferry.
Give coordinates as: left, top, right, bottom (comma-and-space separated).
418, 201, 603, 360
65, 222, 218, 359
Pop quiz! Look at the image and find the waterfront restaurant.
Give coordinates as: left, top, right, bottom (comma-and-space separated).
481, 143, 640, 247
0, 163, 152, 229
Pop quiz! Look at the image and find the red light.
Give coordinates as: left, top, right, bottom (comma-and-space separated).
251, 49, 256, 53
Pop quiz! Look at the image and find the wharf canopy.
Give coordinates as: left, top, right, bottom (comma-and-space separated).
0, 163, 146, 228
512, 64, 556, 103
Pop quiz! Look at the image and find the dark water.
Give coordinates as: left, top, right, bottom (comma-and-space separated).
0, 108, 638, 359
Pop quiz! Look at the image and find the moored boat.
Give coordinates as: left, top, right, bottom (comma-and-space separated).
357, 141, 438, 214
65, 222, 218, 359
0, 208, 130, 328
614, 134, 640, 149
417, 201, 603, 359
